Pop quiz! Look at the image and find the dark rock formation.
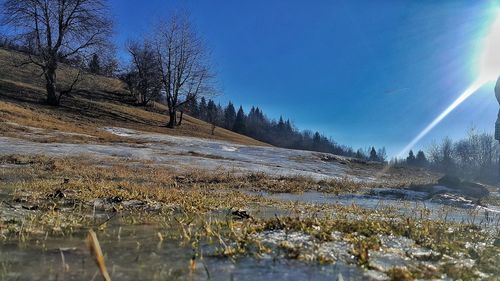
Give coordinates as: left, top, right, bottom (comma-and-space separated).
436, 175, 490, 199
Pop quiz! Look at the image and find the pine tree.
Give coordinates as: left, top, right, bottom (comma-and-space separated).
224, 102, 237, 130
233, 106, 246, 133
277, 116, 286, 133
285, 119, 293, 134
207, 99, 217, 124
313, 132, 321, 149
369, 147, 378, 162
198, 97, 208, 121
406, 150, 416, 165
415, 150, 429, 167
216, 103, 224, 127
355, 149, 365, 160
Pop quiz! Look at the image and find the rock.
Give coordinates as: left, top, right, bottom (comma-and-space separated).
368, 251, 408, 272
494, 238, 500, 247
437, 175, 461, 187
106, 196, 123, 204
459, 181, 490, 198
232, 209, 252, 220
122, 200, 145, 208
48, 189, 66, 199
436, 175, 489, 198
175, 175, 186, 181
21, 205, 39, 211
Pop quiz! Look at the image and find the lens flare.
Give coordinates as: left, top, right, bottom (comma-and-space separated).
393, 10, 500, 160
480, 10, 500, 81
375, 9, 500, 179
395, 78, 488, 159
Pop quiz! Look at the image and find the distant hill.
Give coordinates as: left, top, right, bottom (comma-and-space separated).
0, 48, 268, 146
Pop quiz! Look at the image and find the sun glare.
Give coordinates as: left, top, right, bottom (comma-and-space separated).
480, 10, 500, 82
391, 8, 500, 161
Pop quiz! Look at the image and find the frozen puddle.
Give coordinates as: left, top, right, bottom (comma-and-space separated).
0, 220, 370, 281
251, 229, 478, 280
250, 189, 500, 227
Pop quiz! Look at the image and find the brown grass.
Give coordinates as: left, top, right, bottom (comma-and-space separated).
0, 154, 369, 199
0, 48, 268, 146
0, 154, 497, 279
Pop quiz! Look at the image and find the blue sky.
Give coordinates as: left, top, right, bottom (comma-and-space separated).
115, 1, 498, 156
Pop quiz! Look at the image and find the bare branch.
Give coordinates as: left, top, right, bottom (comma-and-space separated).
1, 0, 113, 105
153, 12, 216, 128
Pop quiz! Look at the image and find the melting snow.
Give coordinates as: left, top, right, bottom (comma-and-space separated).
0, 127, 379, 182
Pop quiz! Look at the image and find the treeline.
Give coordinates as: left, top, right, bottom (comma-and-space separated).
391, 150, 430, 167
393, 129, 499, 182
186, 98, 388, 160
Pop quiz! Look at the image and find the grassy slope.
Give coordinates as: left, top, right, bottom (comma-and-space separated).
0, 48, 268, 146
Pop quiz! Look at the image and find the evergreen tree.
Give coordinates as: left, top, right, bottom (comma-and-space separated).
355, 149, 365, 160
285, 119, 293, 134
207, 99, 217, 124
246, 106, 261, 140
313, 132, 321, 150
216, 103, 225, 127
233, 106, 246, 133
277, 116, 286, 133
415, 150, 429, 167
369, 147, 378, 161
198, 97, 208, 121
88, 54, 101, 74
406, 150, 416, 165
224, 102, 237, 129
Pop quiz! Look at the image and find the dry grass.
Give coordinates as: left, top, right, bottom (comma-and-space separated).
86, 230, 112, 281
0, 154, 498, 280
0, 48, 267, 146
0, 154, 369, 200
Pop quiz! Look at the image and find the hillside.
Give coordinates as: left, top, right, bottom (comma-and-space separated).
0, 48, 268, 146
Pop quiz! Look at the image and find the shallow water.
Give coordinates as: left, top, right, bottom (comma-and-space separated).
1, 188, 499, 280
0, 222, 371, 281
249, 189, 500, 228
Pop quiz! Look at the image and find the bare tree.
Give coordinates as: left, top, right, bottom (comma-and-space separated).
427, 130, 499, 181
125, 40, 162, 106
154, 13, 214, 128
1, 0, 112, 105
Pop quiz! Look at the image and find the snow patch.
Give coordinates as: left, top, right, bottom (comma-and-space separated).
103, 127, 136, 137
221, 145, 238, 152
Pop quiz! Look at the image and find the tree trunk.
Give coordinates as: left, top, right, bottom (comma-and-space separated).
167, 109, 177, 128
177, 111, 184, 126
45, 63, 59, 106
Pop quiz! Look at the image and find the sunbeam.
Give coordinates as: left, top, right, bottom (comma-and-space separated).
376, 8, 500, 178
394, 10, 500, 159
395, 78, 489, 159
